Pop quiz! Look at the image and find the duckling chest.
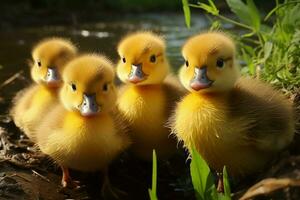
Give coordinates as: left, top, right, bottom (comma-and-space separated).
47, 113, 124, 171
174, 94, 241, 158
117, 86, 166, 129
174, 93, 227, 144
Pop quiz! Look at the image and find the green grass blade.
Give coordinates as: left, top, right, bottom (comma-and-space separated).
148, 150, 158, 200
152, 150, 157, 195
182, 0, 191, 28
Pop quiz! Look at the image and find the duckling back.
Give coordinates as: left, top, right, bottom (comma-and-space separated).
230, 77, 295, 152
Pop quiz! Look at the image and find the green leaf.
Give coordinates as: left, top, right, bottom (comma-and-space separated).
148, 150, 158, 200
190, 1, 219, 15
223, 166, 231, 198
226, 0, 260, 31
182, 0, 191, 28
226, 0, 252, 25
208, 0, 218, 14
241, 47, 255, 76
190, 147, 215, 200
210, 20, 221, 31
246, 0, 260, 31
263, 41, 273, 62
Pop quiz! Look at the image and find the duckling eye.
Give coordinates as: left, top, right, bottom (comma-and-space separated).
71, 83, 76, 91
150, 55, 156, 63
122, 57, 126, 63
216, 58, 224, 68
185, 60, 189, 67
103, 83, 109, 92
37, 61, 41, 67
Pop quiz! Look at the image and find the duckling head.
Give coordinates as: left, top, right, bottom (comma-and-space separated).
179, 32, 240, 94
31, 38, 77, 88
60, 54, 116, 117
117, 31, 170, 85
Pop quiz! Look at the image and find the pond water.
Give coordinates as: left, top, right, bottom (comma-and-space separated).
0, 13, 209, 84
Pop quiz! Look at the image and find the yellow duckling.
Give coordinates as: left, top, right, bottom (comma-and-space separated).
11, 38, 77, 141
35, 54, 130, 189
116, 31, 184, 161
171, 32, 295, 177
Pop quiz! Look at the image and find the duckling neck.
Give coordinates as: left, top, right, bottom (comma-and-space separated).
192, 91, 230, 100
39, 84, 59, 95
131, 84, 162, 90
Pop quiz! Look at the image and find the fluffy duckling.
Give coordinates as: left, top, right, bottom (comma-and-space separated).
11, 38, 77, 141
171, 32, 295, 177
35, 54, 130, 190
116, 32, 184, 160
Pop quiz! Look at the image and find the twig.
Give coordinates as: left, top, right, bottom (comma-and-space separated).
0, 71, 24, 89
0, 127, 11, 154
240, 178, 300, 200
31, 169, 50, 183
11, 173, 31, 183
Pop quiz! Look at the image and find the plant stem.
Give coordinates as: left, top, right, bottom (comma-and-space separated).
189, 3, 253, 30
264, 1, 300, 21
217, 15, 253, 30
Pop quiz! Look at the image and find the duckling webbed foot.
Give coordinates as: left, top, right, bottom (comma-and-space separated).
61, 166, 80, 189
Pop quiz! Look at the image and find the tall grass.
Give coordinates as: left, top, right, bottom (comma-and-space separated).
182, 0, 300, 93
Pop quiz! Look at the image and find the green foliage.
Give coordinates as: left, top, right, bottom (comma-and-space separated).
182, 0, 300, 92
190, 147, 231, 200
182, 0, 191, 28
149, 148, 231, 200
148, 150, 158, 200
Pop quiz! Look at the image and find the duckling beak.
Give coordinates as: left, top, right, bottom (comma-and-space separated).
45, 68, 61, 87
80, 93, 100, 117
128, 64, 146, 84
190, 67, 213, 91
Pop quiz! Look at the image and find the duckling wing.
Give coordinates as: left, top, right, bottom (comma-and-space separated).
228, 77, 295, 152
110, 107, 132, 150
10, 85, 39, 129
34, 104, 65, 147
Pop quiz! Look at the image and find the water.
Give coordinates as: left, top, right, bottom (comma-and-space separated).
0, 13, 209, 85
